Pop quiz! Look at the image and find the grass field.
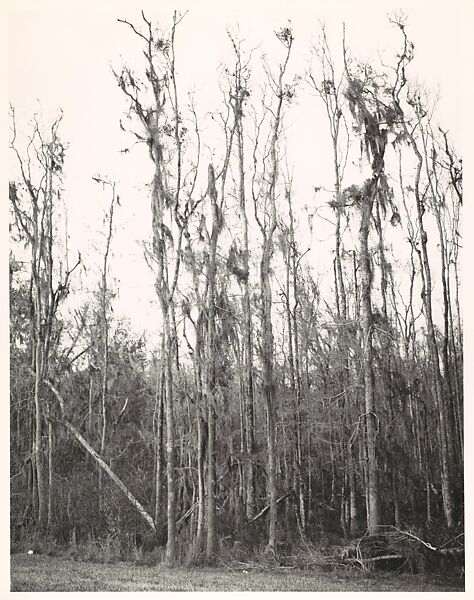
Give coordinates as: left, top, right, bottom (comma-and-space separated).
10, 554, 464, 592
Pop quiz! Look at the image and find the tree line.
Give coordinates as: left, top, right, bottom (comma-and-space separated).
9, 12, 463, 566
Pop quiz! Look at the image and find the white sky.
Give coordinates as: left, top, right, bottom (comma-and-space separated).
6, 0, 469, 344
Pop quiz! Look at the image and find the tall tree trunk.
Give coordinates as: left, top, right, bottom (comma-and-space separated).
283, 187, 305, 533
88, 366, 93, 439
261, 238, 278, 553
423, 133, 460, 469
343, 57, 392, 535
163, 312, 177, 562
205, 164, 220, 560
255, 30, 292, 553
98, 183, 115, 512
196, 415, 207, 554
47, 413, 53, 529
206, 405, 216, 559
359, 197, 380, 535
374, 202, 400, 526
116, 13, 192, 562
33, 285, 46, 529
235, 91, 255, 521
154, 358, 165, 525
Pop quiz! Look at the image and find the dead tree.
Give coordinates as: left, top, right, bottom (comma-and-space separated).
116, 10, 200, 562
251, 26, 293, 553
10, 109, 80, 530
389, 19, 456, 528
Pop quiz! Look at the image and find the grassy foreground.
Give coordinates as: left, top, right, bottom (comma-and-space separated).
10, 554, 464, 592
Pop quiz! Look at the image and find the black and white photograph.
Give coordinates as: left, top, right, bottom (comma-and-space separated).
7, 0, 467, 593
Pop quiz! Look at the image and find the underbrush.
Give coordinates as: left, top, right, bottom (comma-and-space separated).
12, 531, 136, 564
327, 528, 464, 577
10, 524, 464, 580
11, 532, 64, 558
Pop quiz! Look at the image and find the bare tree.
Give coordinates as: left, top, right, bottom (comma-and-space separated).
389, 19, 455, 528
309, 25, 360, 536
342, 42, 395, 534
116, 10, 200, 562
10, 108, 80, 529
251, 26, 293, 553
90, 177, 118, 512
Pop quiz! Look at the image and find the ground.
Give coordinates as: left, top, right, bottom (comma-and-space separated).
10, 553, 464, 592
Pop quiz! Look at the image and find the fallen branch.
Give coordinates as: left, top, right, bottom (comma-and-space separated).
342, 554, 403, 564
177, 500, 198, 527
439, 547, 464, 556
380, 525, 437, 551
113, 396, 129, 431
247, 491, 294, 525
438, 533, 464, 551
44, 379, 156, 534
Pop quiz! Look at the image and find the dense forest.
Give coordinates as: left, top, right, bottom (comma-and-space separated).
9, 11, 463, 572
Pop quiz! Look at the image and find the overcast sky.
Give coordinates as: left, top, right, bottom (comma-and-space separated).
7, 0, 469, 343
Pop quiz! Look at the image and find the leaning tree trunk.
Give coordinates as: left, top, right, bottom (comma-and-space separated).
45, 380, 157, 533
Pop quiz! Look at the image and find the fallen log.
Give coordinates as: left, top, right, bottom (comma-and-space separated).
342, 554, 403, 564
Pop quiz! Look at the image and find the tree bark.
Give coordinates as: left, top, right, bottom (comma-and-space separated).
163, 314, 177, 562
98, 182, 115, 513
254, 30, 293, 554
359, 195, 380, 535
261, 237, 278, 553
33, 297, 46, 528
235, 81, 256, 520
196, 415, 207, 554
154, 356, 165, 525
205, 164, 220, 561
46, 411, 53, 529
